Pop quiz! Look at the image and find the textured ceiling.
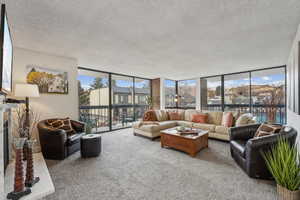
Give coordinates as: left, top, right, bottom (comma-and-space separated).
2, 0, 300, 79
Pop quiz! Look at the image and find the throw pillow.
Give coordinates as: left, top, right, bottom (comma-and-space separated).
221, 112, 234, 127
168, 112, 181, 120
143, 110, 158, 121
47, 118, 76, 136
254, 123, 282, 138
235, 113, 254, 126
192, 114, 208, 123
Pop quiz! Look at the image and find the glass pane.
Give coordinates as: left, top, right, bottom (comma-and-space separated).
178, 79, 196, 108
111, 75, 134, 129
78, 69, 109, 132
224, 72, 250, 112
135, 78, 151, 121
200, 76, 222, 111
251, 68, 286, 123
165, 79, 176, 108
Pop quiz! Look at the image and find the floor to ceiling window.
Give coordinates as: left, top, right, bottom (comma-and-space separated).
200, 76, 222, 111
78, 67, 151, 133
177, 79, 196, 108
224, 72, 250, 112
199, 66, 286, 124
165, 79, 176, 108
134, 78, 151, 120
78, 69, 110, 132
251, 67, 286, 124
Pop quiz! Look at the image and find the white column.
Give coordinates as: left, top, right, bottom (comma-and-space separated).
160, 78, 165, 110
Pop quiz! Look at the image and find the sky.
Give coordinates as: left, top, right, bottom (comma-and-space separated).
79, 73, 285, 90
78, 75, 149, 90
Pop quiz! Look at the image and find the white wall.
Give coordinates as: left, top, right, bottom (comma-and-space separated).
12, 47, 78, 151
287, 24, 300, 144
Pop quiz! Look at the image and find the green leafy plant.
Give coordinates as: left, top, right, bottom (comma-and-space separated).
145, 96, 153, 109
262, 137, 300, 191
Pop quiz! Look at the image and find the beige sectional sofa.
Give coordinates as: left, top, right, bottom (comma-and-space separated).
133, 109, 255, 141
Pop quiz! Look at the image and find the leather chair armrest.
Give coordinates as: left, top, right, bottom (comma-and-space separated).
229, 124, 260, 141
71, 120, 86, 133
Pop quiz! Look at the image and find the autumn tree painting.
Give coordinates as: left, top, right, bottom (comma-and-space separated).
26, 66, 68, 94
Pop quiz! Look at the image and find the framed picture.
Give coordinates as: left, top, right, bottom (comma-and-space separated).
287, 41, 300, 114
26, 65, 68, 94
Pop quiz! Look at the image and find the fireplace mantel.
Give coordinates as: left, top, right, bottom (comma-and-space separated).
0, 103, 18, 200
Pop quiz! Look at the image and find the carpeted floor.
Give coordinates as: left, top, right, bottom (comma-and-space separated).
43, 128, 276, 200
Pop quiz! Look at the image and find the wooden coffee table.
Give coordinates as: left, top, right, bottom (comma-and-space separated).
160, 127, 209, 157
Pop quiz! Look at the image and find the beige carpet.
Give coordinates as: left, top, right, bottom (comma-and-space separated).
43, 128, 276, 200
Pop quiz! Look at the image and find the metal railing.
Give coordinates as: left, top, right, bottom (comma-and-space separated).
79, 104, 149, 132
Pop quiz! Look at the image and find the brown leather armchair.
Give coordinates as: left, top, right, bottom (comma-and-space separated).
229, 124, 297, 179
38, 119, 85, 160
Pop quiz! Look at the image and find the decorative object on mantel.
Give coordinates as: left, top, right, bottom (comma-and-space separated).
25, 139, 40, 187
26, 65, 69, 94
7, 138, 31, 200
262, 137, 300, 200
14, 84, 40, 160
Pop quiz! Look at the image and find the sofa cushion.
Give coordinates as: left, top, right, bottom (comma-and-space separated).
230, 140, 247, 158
184, 109, 202, 121
176, 120, 193, 128
215, 125, 229, 135
138, 121, 177, 133
168, 112, 182, 120
221, 112, 233, 127
192, 113, 208, 123
143, 110, 158, 121
236, 113, 254, 126
192, 123, 216, 132
155, 110, 169, 121
206, 111, 223, 125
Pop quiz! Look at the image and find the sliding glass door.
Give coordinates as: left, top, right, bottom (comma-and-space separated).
78, 67, 151, 133
78, 69, 110, 132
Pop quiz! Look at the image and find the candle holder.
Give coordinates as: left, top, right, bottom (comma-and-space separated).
25, 139, 40, 187
7, 138, 31, 200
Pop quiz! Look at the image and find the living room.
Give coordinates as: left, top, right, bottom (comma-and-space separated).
1, 1, 300, 200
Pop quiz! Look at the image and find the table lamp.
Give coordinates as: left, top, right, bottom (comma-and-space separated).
14, 84, 40, 130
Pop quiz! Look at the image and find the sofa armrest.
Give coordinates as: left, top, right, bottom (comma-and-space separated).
71, 120, 86, 133
229, 123, 260, 141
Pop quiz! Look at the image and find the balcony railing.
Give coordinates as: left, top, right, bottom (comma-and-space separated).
203, 104, 286, 124
79, 104, 149, 133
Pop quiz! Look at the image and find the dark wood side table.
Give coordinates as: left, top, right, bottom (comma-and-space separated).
160, 127, 208, 157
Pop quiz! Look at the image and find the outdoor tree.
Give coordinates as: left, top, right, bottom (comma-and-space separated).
78, 81, 90, 106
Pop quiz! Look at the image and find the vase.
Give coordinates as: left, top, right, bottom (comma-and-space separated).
25, 139, 40, 187
7, 138, 31, 200
277, 184, 300, 200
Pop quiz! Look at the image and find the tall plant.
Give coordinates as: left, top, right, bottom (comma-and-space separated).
262, 138, 300, 191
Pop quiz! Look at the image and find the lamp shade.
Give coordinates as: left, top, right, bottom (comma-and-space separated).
14, 84, 40, 98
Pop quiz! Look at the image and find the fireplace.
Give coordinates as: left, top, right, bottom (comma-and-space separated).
3, 110, 9, 174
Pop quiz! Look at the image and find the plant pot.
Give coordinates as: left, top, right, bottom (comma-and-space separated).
277, 184, 300, 200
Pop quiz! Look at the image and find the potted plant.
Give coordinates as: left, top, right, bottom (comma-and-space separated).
263, 138, 300, 200
145, 96, 153, 110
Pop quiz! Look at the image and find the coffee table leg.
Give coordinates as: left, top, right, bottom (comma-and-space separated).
190, 152, 197, 157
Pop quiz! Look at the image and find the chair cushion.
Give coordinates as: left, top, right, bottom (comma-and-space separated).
230, 140, 247, 158
215, 126, 229, 135
192, 113, 208, 123
67, 133, 83, 145
192, 123, 216, 132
